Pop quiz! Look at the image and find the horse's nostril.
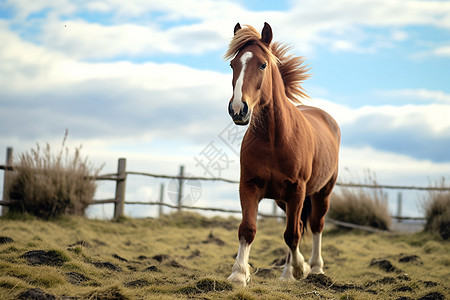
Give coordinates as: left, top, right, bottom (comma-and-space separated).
228, 102, 234, 115
242, 102, 248, 115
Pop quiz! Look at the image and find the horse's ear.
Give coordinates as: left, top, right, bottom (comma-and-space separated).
261, 22, 272, 45
234, 23, 241, 35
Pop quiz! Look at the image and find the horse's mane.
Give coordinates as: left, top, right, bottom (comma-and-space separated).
271, 42, 310, 102
224, 25, 276, 63
224, 25, 310, 104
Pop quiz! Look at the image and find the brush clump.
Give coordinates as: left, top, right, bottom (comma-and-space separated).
7, 132, 101, 219
422, 178, 450, 240
329, 171, 391, 230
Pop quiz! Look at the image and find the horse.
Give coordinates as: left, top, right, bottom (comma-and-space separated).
225, 23, 340, 286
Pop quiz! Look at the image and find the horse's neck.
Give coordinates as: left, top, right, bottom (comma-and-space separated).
251, 85, 307, 144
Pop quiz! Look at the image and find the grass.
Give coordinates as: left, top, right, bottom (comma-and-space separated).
0, 212, 449, 299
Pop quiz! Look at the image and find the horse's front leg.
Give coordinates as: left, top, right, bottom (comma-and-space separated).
280, 181, 310, 281
228, 182, 261, 286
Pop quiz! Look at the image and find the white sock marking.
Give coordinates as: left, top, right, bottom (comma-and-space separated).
281, 245, 311, 280
228, 237, 251, 285
309, 233, 324, 274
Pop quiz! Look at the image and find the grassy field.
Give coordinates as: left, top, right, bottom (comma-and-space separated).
0, 212, 449, 300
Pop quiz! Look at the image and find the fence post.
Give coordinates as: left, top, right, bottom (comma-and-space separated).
1, 147, 13, 216
177, 165, 184, 212
113, 158, 127, 220
272, 200, 277, 217
159, 183, 164, 218
397, 192, 402, 223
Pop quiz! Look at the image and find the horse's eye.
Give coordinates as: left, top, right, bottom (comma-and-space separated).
260, 63, 267, 70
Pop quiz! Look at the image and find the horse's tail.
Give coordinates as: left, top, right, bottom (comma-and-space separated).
301, 195, 312, 235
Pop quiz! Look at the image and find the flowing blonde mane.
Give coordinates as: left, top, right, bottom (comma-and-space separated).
224, 25, 310, 103
271, 42, 310, 101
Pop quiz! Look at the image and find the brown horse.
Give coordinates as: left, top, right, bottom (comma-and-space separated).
225, 23, 340, 286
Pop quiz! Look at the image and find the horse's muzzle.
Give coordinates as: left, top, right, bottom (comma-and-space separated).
228, 102, 250, 126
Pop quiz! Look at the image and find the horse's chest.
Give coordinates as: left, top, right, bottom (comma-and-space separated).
265, 157, 306, 199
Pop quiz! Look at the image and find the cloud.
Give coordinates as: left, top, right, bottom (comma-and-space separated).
3, 0, 266, 60
38, 20, 230, 59
0, 21, 230, 91
0, 24, 231, 145
432, 45, 450, 57
4, 0, 450, 61
379, 89, 450, 104
341, 109, 450, 162
286, 0, 450, 29
275, 0, 450, 54
2, 0, 76, 20
338, 145, 450, 185
303, 97, 450, 162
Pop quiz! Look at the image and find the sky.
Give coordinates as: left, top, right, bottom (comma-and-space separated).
1, 0, 449, 219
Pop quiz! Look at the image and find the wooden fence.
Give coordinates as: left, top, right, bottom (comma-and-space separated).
1, 147, 448, 229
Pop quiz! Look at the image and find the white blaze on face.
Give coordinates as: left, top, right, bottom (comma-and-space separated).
232, 51, 253, 115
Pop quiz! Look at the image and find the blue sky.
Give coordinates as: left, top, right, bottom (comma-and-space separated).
1, 0, 449, 218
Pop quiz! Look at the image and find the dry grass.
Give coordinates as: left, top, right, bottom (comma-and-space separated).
329, 172, 391, 230
0, 212, 449, 299
7, 132, 101, 219
422, 178, 450, 240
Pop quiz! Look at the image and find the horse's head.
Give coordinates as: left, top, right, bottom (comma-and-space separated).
227, 23, 274, 126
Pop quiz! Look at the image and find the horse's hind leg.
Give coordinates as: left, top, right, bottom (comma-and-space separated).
280, 181, 310, 281
308, 196, 327, 274
309, 174, 336, 274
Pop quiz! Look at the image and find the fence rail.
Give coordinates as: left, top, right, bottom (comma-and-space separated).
336, 182, 450, 191
2, 147, 443, 229
126, 170, 450, 192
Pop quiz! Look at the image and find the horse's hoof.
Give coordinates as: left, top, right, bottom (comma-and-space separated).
227, 272, 249, 286
279, 274, 295, 281
309, 256, 324, 274
302, 262, 311, 278
279, 265, 295, 281
310, 266, 324, 274
292, 262, 311, 280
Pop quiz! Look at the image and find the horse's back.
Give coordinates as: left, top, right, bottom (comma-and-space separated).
297, 105, 340, 144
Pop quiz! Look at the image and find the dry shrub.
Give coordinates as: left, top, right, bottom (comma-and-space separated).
7, 133, 101, 219
422, 178, 450, 240
328, 172, 391, 230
